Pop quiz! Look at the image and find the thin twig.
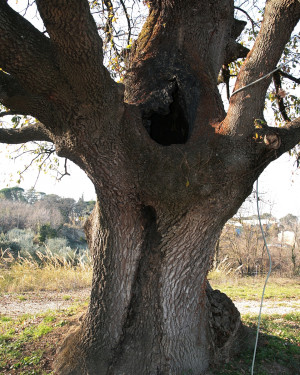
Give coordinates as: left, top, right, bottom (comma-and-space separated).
234, 6, 258, 35
57, 158, 70, 180
120, 0, 132, 45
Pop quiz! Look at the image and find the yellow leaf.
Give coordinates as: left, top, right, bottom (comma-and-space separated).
186, 180, 190, 187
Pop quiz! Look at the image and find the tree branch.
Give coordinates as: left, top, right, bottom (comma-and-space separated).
119, 0, 132, 45
0, 71, 52, 122
273, 70, 290, 122
35, 0, 118, 103
222, 0, 300, 136
223, 39, 249, 65
0, 1, 62, 96
224, 19, 249, 65
234, 6, 259, 35
0, 123, 53, 144
103, 0, 121, 59
279, 70, 300, 84
1, 0, 121, 127
0, 110, 18, 118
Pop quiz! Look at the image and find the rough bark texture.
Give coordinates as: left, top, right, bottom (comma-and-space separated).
0, 0, 300, 374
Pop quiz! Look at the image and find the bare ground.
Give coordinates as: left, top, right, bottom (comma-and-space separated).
0, 289, 90, 317
0, 289, 299, 316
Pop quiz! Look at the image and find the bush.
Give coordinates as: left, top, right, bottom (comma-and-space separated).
37, 224, 58, 243
0, 232, 21, 256
6, 228, 38, 257
45, 237, 71, 254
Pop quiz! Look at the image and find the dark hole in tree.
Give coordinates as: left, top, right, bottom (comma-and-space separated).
149, 88, 189, 146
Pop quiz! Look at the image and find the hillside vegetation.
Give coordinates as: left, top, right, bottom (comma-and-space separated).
0, 186, 95, 261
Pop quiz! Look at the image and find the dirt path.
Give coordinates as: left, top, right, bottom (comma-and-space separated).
0, 289, 299, 317
234, 298, 300, 315
0, 289, 90, 317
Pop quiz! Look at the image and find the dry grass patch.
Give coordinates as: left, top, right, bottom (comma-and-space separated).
0, 250, 92, 293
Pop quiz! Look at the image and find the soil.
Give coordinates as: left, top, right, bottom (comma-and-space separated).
0, 289, 298, 317
0, 288, 90, 317
234, 298, 300, 315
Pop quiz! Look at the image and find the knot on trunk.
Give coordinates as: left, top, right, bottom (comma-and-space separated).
206, 284, 242, 363
263, 132, 281, 150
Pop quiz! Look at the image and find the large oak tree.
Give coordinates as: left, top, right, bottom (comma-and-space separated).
0, 0, 299, 374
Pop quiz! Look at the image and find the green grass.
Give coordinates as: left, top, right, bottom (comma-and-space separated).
0, 303, 87, 374
17, 295, 28, 301
212, 312, 300, 374
209, 276, 300, 373
209, 276, 300, 301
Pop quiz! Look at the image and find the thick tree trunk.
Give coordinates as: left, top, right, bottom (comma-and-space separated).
54, 188, 243, 375
1, 1, 299, 374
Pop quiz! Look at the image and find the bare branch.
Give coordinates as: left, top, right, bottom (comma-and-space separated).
222, 0, 300, 136
234, 6, 258, 35
221, 65, 231, 101
0, 123, 53, 144
18, 148, 54, 175
279, 70, 300, 84
103, 0, 121, 59
56, 158, 70, 181
119, 0, 132, 45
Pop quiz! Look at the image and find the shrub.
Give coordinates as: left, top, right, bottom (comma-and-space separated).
45, 237, 71, 254
0, 232, 21, 255
6, 228, 38, 257
37, 224, 58, 243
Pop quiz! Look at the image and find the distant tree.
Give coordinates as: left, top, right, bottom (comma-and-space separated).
23, 188, 46, 204
0, 198, 63, 232
220, 221, 265, 275
280, 213, 299, 229
40, 194, 75, 223
73, 198, 96, 221
30, 199, 64, 229
0, 200, 30, 231
0, 186, 25, 201
261, 212, 275, 220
